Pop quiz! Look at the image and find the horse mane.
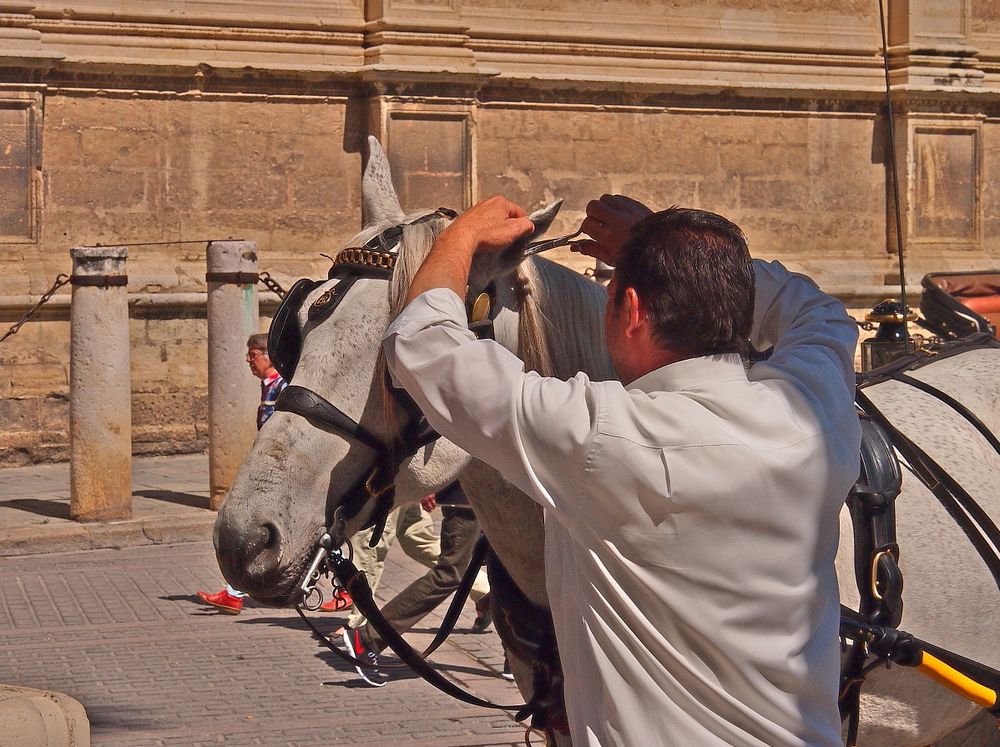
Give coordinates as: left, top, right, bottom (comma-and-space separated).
378, 212, 559, 377
347, 210, 615, 436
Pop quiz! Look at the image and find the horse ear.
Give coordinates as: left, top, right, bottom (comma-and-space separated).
362, 136, 406, 225
470, 200, 564, 286
497, 199, 563, 266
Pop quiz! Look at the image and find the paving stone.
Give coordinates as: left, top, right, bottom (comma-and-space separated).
0, 539, 522, 746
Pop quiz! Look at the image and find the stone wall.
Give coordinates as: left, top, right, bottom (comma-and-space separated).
1, 0, 999, 465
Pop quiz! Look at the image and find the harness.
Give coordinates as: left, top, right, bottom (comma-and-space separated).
268, 208, 457, 548
842, 334, 1000, 744
267, 209, 557, 730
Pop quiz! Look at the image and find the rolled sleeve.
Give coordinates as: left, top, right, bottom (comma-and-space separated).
382, 289, 596, 513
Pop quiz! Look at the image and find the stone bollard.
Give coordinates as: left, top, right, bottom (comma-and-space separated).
0, 685, 90, 747
69, 246, 132, 522
206, 241, 260, 510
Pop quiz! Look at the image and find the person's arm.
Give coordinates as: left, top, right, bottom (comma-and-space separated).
749, 259, 858, 416
384, 197, 598, 511
383, 288, 598, 511
403, 196, 534, 306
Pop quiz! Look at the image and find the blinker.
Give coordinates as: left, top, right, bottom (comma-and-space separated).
309, 287, 338, 320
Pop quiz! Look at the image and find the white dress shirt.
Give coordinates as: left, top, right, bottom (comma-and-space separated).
383, 259, 860, 746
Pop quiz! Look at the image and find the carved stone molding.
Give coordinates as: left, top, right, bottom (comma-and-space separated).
888, 113, 984, 267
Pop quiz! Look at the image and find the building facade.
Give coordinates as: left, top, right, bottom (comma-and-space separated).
1, 0, 997, 464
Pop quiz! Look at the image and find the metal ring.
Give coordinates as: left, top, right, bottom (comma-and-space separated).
364, 467, 394, 500
871, 549, 892, 601
302, 586, 324, 611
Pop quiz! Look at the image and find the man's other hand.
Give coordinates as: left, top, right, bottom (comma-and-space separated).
574, 194, 653, 266
420, 495, 437, 512
436, 196, 535, 257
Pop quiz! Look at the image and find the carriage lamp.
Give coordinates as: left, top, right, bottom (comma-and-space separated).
860, 299, 919, 372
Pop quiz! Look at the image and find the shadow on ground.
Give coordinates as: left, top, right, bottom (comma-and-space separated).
134, 489, 211, 510
0, 497, 71, 520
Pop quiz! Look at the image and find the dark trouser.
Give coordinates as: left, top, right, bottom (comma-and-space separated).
359, 505, 480, 655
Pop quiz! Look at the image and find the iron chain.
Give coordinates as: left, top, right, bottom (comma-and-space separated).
258, 271, 287, 299
0, 274, 71, 345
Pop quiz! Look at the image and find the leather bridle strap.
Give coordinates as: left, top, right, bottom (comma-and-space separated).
275, 385, 384, 452
333, 547, 535, 711
295, 533, 491, 672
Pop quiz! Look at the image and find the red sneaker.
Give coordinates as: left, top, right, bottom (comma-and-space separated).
319, 588, 353, 613
196, 589, 244, 614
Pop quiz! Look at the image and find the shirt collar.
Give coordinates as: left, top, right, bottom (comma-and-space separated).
262, 372, 282, 387
628, 353, 747, 394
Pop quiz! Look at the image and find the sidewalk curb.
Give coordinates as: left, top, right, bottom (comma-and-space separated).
0, 512, 216, 558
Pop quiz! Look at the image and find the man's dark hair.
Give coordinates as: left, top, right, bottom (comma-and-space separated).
247, 333, 269, 352
614, 207, 754, 357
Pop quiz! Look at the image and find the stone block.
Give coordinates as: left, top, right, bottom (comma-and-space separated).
79, 128, 162, 170
206, 173, 286, 211
474, 138, 509, 175
9, 364, 68, 394
509, 137, 575, 171
573, 139, 644, 174
740, 178, 810, 211
53, 94, 155, 131
47, 170, 147, 210
42, 129, 84, 168
0, 685, 90, 747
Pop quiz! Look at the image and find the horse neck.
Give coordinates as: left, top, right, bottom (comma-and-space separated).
524, 257, 616, 382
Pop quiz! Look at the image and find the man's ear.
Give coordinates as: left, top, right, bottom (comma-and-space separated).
624, 286, 643, 336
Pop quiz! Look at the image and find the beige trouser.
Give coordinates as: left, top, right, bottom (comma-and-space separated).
346, 503, 439, 629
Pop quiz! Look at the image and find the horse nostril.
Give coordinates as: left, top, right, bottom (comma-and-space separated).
260, 522, 280, 550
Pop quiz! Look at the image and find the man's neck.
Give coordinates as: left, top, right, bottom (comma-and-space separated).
261, 367, 279, 381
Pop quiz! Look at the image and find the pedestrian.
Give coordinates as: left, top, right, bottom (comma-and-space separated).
337, 501, 440, 623
381, 195, 861, 746
342, 481, 491, 686
196, 334, 355, 614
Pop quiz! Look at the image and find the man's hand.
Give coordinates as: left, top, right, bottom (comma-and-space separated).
403, 196, 534, 307
573, 194, 653, 267
435, 196, 535, 257
420, 495, 437, 512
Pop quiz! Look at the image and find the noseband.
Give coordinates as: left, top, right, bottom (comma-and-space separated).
264, 208, 501, 601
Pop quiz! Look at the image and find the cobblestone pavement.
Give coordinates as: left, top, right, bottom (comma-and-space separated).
0, 539, 524, 746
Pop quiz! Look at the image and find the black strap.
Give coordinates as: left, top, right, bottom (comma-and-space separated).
295, 531, 491, 670
332, 553, 533, 711
855, 389, 1000, 590
892, 372, 1000, 458
274, 386, 384, 452
205, 271, 258, 284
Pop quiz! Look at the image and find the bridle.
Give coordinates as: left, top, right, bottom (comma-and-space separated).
269, 208, 562, 729
264, 207, 493, 603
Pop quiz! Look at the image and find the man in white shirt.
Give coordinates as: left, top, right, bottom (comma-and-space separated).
382, 195, 860, 746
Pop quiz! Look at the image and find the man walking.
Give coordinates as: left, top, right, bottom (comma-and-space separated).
381, 196, 860, 746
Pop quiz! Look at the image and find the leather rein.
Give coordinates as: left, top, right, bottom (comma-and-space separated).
271, 209, 539, 716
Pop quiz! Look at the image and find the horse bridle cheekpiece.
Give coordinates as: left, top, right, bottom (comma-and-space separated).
265, 209, 468, 607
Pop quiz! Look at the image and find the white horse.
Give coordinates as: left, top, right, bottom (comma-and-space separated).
215, 138, 1000, 746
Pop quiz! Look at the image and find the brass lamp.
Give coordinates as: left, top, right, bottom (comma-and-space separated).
860, 299, 919, 373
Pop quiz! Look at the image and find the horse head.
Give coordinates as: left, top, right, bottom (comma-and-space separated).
213, 137, 562, 604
